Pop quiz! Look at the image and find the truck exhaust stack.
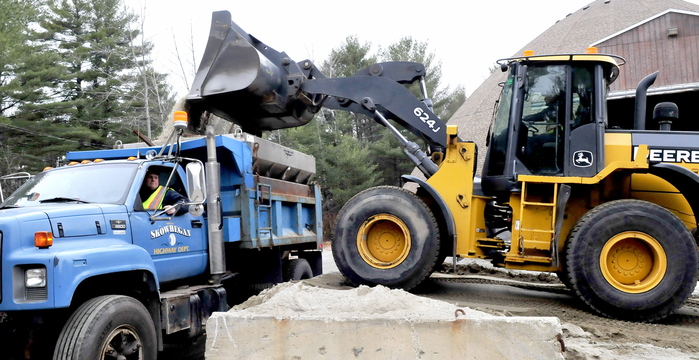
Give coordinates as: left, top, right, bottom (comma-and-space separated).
186, 11, 320, 136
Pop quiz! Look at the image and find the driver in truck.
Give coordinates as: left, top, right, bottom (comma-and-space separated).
140, 170, 187, 215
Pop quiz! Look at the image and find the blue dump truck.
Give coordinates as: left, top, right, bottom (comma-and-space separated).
0, 117, 322, 358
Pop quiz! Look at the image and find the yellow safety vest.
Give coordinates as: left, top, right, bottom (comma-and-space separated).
143, 186, 168, 210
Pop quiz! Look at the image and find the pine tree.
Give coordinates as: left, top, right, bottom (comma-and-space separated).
0, 0, 174, 172
0, 0, 67, 174
319, 36, 377, 143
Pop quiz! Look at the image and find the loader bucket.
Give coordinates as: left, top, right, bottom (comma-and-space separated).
186, 11, 318, 135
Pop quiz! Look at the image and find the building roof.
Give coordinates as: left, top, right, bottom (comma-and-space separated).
450, 0, 699, 174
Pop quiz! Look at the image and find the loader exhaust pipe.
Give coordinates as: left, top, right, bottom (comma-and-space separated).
634, 71, 658, 130
186, 11, 320, 136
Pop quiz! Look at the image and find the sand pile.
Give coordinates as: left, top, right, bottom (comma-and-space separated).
231, 273, 491, 321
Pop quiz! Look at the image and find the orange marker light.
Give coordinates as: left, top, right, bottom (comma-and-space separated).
127, 156, 138, 161
68, 161, 79, 166
81, 160, 91, 164
35, 231, 53, 248
173, 111, 188, 131
586, 47, 598, 54
523, 50, 535, 57
42, 167, 54, 171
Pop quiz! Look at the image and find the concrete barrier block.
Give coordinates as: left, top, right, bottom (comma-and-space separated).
204, 280, 564, 359
205, 314, 563, 359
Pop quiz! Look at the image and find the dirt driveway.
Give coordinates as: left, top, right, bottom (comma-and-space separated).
162, 249, 699, 360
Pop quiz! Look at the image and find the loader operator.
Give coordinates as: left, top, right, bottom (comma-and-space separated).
140, 170, 187, 215
524, 92, 562, 126
521, 90, 565, 173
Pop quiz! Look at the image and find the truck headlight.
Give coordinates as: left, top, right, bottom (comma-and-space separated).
25, 268, 46, 288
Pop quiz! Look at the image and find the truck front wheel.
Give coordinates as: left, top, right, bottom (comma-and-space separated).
565, 199, 699, 322
53, 295, 157, 360
332, 186, 440, 291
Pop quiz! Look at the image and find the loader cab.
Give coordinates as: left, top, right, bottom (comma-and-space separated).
481, 52, 620, 197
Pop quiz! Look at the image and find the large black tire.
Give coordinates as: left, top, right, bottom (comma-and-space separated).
284, 258, 313, 281
556, 238, 573, 290
416, 187, 451, 272
53, 295, 157, 360
332, 186, 440, 290
565, 199, 699, 322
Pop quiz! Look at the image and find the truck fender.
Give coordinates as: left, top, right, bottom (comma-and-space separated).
52, 241, 159, 308
648, 162, 699, 226
401, 175, 456, 249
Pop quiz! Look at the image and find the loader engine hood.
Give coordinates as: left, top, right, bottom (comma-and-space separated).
186, 11, 321, 135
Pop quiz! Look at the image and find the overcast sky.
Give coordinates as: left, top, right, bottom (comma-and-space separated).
125, 0, 699, 97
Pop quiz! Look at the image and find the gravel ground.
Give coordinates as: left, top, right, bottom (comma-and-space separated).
162, 246, 699, 360
323, 246, 699, 360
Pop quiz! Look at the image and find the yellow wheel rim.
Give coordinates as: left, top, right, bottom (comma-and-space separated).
599, 232, 667, 293
357, 214, 411, 269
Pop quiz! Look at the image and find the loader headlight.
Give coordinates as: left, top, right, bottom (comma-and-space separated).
25, 268, 47, 288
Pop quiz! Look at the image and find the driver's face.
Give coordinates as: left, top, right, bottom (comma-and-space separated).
145, 173, 159, 191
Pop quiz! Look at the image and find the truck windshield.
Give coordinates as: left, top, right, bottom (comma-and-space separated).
2, 163, 138, 207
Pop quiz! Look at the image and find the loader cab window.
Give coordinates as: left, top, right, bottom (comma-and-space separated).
519, 65, 567, 174
571, 66, 594, 130
485, 68, 515, 177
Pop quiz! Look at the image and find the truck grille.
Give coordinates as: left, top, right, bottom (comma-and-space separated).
25, 287, 48, 301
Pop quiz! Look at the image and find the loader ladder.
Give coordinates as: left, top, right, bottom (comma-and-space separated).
510, 181, 558, 265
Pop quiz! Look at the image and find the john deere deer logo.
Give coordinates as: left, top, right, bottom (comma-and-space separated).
573, 151, 593, 168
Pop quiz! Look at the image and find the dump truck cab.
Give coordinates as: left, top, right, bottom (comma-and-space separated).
482, 51, 621, 196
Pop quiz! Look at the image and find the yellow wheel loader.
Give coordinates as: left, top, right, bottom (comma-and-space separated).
188, 11, 699, 322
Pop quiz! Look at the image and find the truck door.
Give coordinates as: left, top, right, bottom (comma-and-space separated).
129, 164, 208, 282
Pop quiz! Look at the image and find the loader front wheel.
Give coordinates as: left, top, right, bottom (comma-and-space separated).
332, 186, 440, 290
566, 200, 698, 322
356, 214, 412, 269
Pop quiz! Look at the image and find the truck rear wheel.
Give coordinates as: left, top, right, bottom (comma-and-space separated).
565, 199, 699, 322
284, 258, 313, 281
332, 186, 440, 290
53, 295, 157, 360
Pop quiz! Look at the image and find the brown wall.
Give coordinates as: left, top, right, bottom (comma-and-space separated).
595, 12, 699, 91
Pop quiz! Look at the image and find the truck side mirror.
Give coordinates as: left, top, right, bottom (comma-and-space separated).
186, 161, 207, 203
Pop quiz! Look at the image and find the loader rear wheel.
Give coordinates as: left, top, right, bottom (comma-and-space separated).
565, 200, 698, 322
53, 295, 157, 360
332, 186, 440, 290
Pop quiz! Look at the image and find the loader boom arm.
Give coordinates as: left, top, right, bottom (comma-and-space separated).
301, 76, 446, 148
187, 11, 447, 175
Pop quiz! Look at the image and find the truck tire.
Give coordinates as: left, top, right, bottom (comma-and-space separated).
565, 199, 699, 322
53, 295, 157, 360
332, 186, 440, 291
284, 258, 313, 281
